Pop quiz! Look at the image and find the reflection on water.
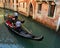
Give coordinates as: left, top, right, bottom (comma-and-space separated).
0, 44, 24, 48
0, 8, 60, 48
0, 23, 34, 48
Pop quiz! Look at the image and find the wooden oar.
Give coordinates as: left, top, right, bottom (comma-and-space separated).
22, 25, 32, 34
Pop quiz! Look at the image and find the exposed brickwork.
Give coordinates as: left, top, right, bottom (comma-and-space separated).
35, 16, 59, 30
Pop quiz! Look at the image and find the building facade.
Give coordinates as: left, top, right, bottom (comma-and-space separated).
3, 0, 18, 11
0, 0, 60, 31
0, 0, 4, 7
17, 0, 60, 30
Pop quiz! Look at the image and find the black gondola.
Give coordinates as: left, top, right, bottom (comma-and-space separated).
4, 16, 44, 41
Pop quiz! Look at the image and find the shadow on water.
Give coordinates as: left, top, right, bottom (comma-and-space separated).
8, 30, 34, 48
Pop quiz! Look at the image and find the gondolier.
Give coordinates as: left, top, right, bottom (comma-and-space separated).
14, 11, 18, 20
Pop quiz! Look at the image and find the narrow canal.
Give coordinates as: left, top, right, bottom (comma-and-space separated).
0, 8, 60, 48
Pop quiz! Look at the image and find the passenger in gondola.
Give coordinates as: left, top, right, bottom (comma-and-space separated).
11, 17, 16, 27
15, 20, 22, 32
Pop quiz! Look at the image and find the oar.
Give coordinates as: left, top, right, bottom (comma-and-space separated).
22, 25, 32, 34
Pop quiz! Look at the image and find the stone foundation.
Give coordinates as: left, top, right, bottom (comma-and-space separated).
18, 11, 28, 17
34, 16, 59, 31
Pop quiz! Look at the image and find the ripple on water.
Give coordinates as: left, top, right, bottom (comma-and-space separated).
0, 44, 24, 48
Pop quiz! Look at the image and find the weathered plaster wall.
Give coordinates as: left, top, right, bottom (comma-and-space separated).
0, 2, 4, 7
0, 0, 60, 30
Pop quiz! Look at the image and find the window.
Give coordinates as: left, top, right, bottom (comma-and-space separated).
8, 0, 10, 3
5, 0, 7, 3
17, 5, 18, 8
16, 0, 18, 3
38, 4, 42, 13
16, 5, 18, 11
13, 0, 14, 3
5, 0, 6, 2
23, 3, 25, 8
48, 1, 56, 17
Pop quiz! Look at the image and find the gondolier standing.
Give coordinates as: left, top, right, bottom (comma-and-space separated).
14, 12, 18, 20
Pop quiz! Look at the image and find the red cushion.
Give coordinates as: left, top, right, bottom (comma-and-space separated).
6, 20, 12, 26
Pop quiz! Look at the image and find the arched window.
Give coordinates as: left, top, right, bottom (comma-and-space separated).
48, 1, 56, 17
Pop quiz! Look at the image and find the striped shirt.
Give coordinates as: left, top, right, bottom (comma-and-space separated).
15, 21, 21, 27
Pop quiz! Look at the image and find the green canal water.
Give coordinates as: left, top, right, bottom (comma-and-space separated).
0, 8, 60, 48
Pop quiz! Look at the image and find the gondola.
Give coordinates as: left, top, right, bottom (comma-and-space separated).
4, 16, 44, 41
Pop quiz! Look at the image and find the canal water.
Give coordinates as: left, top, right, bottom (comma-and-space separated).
0, 8, 60, 48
